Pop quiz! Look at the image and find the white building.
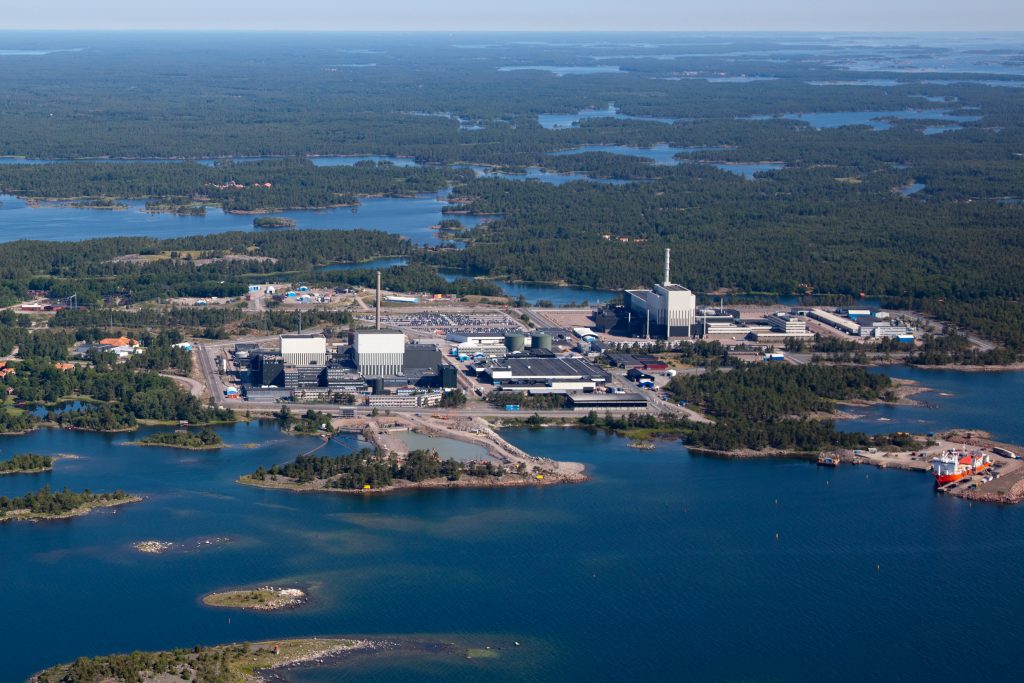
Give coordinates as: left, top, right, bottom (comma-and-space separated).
446, 330, 510, 357
623, 248, 697, 339
280, 334, 328, 365
353, 329, 406, 376
625, 283, 698, 338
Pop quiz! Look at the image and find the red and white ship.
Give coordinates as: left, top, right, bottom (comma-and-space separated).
930, 449, 992, 486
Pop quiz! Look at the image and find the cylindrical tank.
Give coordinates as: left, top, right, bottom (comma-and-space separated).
505, 333, 526, 353
369, 378, 385, 395
531, 333, 552, 351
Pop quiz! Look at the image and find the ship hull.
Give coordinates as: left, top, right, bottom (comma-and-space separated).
933, 461, 991, 486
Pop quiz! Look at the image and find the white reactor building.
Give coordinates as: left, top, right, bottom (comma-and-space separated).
353, 329, 406, 376
280, 333, 328, 365
623, 248, 697, 338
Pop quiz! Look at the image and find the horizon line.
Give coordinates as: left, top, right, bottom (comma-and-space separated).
2, 28, 1024, 34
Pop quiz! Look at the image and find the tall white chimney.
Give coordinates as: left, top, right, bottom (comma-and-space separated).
375, 271, 382, 330
663, 248, 671, 286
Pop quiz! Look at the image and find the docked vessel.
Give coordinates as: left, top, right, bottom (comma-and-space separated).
817, 453, 840, 467
930, 450, 992, 486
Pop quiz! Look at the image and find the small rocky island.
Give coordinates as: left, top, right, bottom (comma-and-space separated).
133, 540, 175, 554
202, 586, 307, 611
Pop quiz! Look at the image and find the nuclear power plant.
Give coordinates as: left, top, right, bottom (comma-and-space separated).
235, 269, 454, 405
623, 248, 698, 339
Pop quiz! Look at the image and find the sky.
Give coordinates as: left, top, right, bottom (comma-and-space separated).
4, 0, 1023, 32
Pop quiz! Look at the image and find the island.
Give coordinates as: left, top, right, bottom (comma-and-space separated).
30, 638, 380, 683
0, 453, 53, 475
138, 428, 224, 450
144, 200, 207, 216
0, 485, 140, 522
67, 198, 128, 210
202, 586, 307, 611
241, 441, 583, 494
253, 216, 297, 228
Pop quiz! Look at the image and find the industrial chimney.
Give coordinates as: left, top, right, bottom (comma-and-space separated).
375, 270, 382, 330
663, 248, 671, 286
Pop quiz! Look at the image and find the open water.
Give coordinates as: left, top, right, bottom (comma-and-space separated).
2, 368, 1023, 680
0, 192, 482, 245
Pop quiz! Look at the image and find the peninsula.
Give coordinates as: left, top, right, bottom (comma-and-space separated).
30, 638, 381, 683
0, 485, 140, 522
241, 412, 586, 494
0, 453, 53, 475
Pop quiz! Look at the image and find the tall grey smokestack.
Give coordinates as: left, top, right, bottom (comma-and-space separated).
663, 248, 671, 286
375, 271, 382, 330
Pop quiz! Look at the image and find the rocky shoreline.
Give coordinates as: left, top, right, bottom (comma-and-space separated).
239, 470, 587, 495
0, 495, 142, 523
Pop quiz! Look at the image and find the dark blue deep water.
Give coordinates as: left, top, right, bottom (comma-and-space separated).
2, 368, 1023, 681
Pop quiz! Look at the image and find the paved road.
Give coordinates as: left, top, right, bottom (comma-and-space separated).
161, 373, 206, 398
195, 342, 229, 402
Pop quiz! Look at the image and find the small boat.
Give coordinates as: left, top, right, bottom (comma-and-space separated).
817, 453, 840, 467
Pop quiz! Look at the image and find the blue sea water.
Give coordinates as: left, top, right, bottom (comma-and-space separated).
0, 192, 480, 245
457, 165, 632, 186
548, 144, 723, 166
898, 182, 927, 196
712, 162, 786, 178
773, 109, 983, 131
839, 366, 1024, 442
0, 155, 421, 167
438, 269, 618, 305
538, 105, 678, 129
497, 65, 624, 76
2, 369, 1024, 681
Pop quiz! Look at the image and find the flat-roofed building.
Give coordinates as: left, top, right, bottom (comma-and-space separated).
807, 309, 862, 335
479, 356, 610, 391
567, 393, 649, 412
280, 334, 328, 365
353, 329, 405, 376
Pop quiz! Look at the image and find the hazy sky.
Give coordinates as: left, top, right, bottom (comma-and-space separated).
5, 0, 1022, 31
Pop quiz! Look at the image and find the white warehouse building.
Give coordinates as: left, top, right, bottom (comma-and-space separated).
354, 329, 406, 376
280, 334, 328, 365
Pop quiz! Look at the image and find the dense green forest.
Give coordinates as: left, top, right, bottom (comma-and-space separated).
0, 485, 133, 518
138, 428, 223, 449
0, 159, 470, 211
667, 364, 895, 420
622, 364, 910, 452
0, 34, 1020, 351
0, 453, 53, 473
4, 356, 234, 432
